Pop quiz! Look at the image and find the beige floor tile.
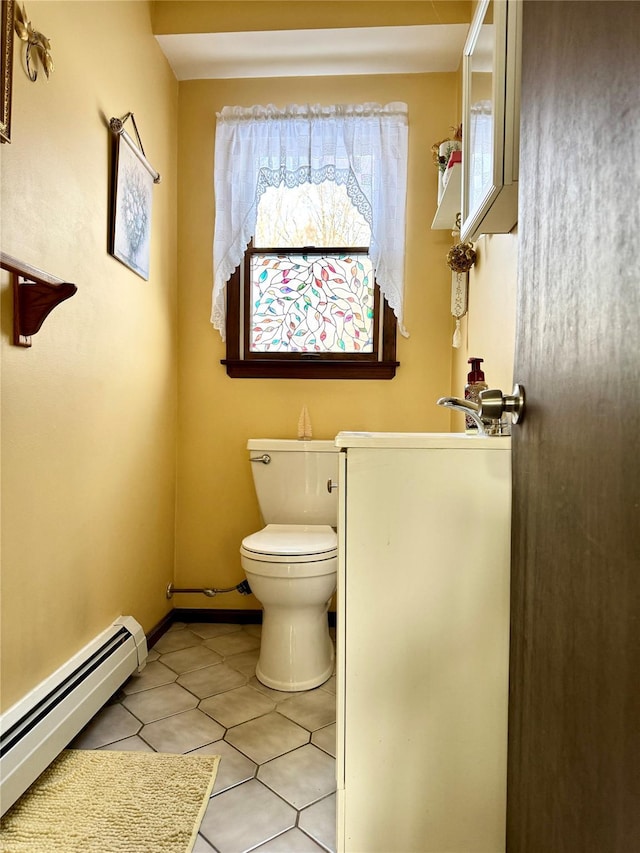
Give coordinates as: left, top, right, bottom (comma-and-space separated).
278, 688, 336, 731
199, 779, 296, 853
224, 649, 260, 677
152, 629, 203, 654
160, 645, 223, 674
193, 835, 216, 853
311, 723, 336, 758
177, 663, 247, 699
121, 660, 177, 694
73, 618, 337, 853
69, 703, 141, 749
299, 793, 337, 853
188, 622, 243, 640
200, 685, 276, 728
247, 675, 294, 703
204, 631, 261, 657
257, 744, 336, 809
253, 827, 326, 852
225, 711, 309, 765
98, 735, 155, 752
140, 708, 224, 753
190, 740, 256, 794
122, 682, 199, 723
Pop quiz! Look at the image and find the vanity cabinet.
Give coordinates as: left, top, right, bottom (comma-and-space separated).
335, 432, 511, 853
460, 0, 521, 242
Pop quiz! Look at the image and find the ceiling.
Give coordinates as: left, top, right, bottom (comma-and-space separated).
155, 24, 469, 80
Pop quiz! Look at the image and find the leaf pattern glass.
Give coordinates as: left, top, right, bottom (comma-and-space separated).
249, 253, 374, 353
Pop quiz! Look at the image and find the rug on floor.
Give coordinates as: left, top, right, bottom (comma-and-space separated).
0, 749, 220, 853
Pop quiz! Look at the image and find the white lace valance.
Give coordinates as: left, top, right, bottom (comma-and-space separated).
212, 102, 409, 339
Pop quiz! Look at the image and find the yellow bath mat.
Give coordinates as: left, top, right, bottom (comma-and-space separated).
0, 749, 220, 853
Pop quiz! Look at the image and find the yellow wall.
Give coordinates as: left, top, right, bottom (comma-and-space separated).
0, 1, 178, 711
450, 231, 518, 432
173, 73, 460, 609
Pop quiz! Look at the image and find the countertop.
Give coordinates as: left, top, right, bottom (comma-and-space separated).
334, 431, 511, 450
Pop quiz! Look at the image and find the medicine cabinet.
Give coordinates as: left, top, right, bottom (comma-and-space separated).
460, 0, 521, 242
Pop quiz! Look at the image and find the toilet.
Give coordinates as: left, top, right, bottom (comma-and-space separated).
240, 439, 339, 691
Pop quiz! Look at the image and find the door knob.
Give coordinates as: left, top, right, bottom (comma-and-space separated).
327, 479, 338, 494
479, 384, 526, 425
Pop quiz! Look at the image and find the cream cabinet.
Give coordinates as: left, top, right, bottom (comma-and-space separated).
335, 432, 511, 853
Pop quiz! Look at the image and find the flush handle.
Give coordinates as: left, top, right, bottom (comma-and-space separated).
327, 479, 338, 494
479, 384, 526, 425
250, 454, 271, 464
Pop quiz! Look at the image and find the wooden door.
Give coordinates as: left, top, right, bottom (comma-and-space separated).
507, 2, 640, 850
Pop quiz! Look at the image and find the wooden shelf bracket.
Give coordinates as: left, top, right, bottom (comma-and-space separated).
1, 252, 77, 346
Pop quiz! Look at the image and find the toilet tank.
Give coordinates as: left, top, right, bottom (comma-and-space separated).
247, 439, 340, 525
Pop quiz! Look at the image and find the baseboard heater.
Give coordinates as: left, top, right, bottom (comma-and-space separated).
0, 615, 147, 816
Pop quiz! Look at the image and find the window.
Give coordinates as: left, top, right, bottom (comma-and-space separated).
212, 103, 409, 379
223, 180, 398, 378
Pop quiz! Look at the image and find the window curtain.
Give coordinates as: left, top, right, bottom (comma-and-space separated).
212, 102, 409, 339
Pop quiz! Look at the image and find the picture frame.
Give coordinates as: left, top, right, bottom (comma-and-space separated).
109, 126, 158, 280
1, 0, 14, 144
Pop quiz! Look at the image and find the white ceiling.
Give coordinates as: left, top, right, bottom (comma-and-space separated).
156, 24, 469, 80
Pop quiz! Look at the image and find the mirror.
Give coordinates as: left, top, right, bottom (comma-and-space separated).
460, 0, 521, 242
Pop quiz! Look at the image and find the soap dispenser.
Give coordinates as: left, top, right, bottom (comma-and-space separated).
465, 357, 488, 433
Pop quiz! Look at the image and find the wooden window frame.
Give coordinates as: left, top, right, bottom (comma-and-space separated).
221, 245, 399, 379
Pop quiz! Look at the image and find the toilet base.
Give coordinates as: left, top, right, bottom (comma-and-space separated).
256, 658, 334, 692
255, 604, 335, 692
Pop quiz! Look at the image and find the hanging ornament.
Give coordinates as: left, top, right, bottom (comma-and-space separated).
446, 240, 477, 274
451, 272, 468, 348
447, 214, 475, 348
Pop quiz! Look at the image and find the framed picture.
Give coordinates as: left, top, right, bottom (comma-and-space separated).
1, 0, 14, 144
109, 128, 156, 280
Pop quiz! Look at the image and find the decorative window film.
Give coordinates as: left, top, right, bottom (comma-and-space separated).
249, 251, 375, 354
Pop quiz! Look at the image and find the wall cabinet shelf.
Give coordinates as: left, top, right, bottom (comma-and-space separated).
460, 0, 521, 242
431, 163, 461, 230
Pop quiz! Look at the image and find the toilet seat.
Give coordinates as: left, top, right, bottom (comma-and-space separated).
240, 524, 337, 563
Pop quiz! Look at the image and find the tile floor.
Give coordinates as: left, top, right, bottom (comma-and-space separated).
70, 621, 337, 853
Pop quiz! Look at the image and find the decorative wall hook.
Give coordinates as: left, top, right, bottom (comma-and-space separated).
14, 3, 53, 81
109, 113, 161, 184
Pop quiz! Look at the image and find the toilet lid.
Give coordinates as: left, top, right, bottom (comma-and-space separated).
240, 524, 337, 558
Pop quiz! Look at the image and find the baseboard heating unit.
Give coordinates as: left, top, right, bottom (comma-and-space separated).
0, 615, 147, 815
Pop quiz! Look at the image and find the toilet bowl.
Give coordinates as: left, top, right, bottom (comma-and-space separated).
241, 524, 336, 691
241, 440, 339, 691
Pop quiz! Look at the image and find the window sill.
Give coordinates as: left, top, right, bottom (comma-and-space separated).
221, 359, 399, 380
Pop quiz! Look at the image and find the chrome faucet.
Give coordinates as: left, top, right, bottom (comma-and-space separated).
437, 385, 526, 435
436, 396, 488, 435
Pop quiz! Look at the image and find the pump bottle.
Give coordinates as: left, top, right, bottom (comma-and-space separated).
465, 357, 488, 433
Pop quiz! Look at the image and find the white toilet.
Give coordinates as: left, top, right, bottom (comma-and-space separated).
240, 439, 339, 692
